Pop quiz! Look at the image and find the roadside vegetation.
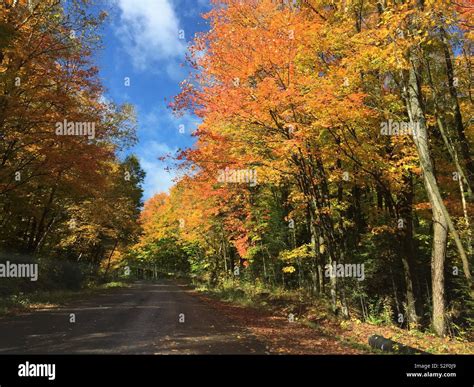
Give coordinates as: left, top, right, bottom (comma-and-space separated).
0, 1, 144, 310
129, 0, 474, 352
0, 280, 130, 317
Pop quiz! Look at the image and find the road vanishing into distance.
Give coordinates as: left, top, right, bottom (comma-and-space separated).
0, 281, 268, 354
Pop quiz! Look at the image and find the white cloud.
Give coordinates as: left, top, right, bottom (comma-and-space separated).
140, 158, 176, 199
165, 60, 187, 82
138, 140, 178, 199
114, 0, 186, 71
133, 105, 199, 199
140, 105, 200, 137
142, 140, 177, 158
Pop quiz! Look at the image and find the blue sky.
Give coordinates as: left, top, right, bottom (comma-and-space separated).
94, 0, 210, 200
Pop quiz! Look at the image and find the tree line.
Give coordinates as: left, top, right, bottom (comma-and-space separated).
0, 0, 144, 293
134, 0, 473, 337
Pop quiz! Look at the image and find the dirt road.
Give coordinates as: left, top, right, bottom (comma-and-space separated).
0, 281, 267, 354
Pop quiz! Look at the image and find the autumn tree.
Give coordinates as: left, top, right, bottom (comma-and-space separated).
0, 0, 144, 289
136, 0, 473, 337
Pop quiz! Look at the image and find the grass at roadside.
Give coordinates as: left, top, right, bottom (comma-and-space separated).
190, 278, 474, 355
0, 281, 130, 317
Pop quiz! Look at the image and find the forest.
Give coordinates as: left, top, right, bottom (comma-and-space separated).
0, 0, 144, 300
0, 0, 473, 351
132, 0, 474, 339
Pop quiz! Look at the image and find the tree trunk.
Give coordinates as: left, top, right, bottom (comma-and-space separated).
405, 52, 449, 336
103, 240, 119, 282
441, 29, 474, 188
308, 204, 321, 295
431, 205, 448, 336
397, 174, 420, 328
